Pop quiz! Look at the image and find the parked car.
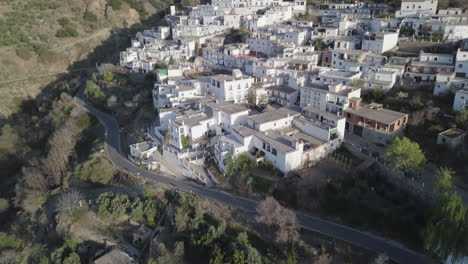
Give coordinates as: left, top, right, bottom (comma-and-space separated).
255, 104, 267, 112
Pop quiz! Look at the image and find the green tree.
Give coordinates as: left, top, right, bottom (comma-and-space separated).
0, 198, 9, 214
85, 81, 104, 101
258, 94, 269, 105
423, 168, 468, 263
63, 253, 80, 264
168, 56, 175, 65
209, 246, 224, 264
256, 9, 266, 15
103, 72, 114, 82
384, 137, 426, 175
282, 242, 297, 264
56, 26, 79, 38
224, 27, 249, 44
181, 135, 189, 149
232, 249, 245, 264
147, 215, 156, 228
76, 113, 92, 130
455, 109, 468, 130
174, 241, 184, 258
371, 88, 384, 101
247, 94, 255, 104
74, 153, 116, 184
0, 233, 22, 250
313, 39, 326, 51
224, 152, 249, 177
109, 0, 123, 9
58, 17, 70, 26
194, 41, 200, 56
154, 61, 167, 70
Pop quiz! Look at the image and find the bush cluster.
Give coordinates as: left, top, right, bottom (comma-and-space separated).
96, 192, 164, 225
56, 26, 79, 38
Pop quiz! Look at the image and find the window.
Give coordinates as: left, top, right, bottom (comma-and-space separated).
459, 64, 463, 68
263, 143, 266, 149
272, 148, 277, 156
180, 128, 184, 133
267, 145, 271, 152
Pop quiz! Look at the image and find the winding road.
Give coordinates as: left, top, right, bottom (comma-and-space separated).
75, 88, 429, 264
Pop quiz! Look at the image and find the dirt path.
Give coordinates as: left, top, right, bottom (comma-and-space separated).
51, 28, 112, 52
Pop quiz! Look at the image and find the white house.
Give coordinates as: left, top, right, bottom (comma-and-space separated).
203, 101, 250, 132
318, 70, 361, 86
333, 37, 359, 51
453, 89, 468, 112
266, 85, 298, 107
405, 52, 455, 83
156, 66, 183, 83
300, 82, 361, 116
130, 141, 158, 161
362, 70, 397, 92
209, 71, 253, 103
456, 48, 468, 78
214, 107, 343, 173
168, 111, 215, 150
396, 0, 438, 18
361, 31, 398, 54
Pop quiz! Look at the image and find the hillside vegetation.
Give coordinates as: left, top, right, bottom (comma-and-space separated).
0, 0, 174, 116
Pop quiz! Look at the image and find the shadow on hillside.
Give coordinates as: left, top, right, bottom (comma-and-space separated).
0, 8, 169, 206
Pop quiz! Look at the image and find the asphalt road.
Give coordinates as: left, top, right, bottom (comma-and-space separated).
74, 89, 429, 264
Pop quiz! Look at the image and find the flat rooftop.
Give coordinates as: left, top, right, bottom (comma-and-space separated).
249, 112, 289, 124
248, 107, 300, 124
209, 101, 249, 114
211, 74, 250, 82
345, 105, 408, 125
173, 113, 211, 127
439, 128, 466, 139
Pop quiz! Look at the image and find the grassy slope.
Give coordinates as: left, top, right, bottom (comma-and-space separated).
0, 0, 170, 116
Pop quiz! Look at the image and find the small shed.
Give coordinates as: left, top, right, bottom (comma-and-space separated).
133, 225, 153, 246
437, 128, 466, 150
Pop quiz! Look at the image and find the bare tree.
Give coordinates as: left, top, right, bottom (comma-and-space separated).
374, 253, 389, 264
57, 189, 84, 216
256, 197, 299, 243
409, 109, 426, 126
22, 167, 48, 193
97, 63, 116, 75
43, 119, 80, 187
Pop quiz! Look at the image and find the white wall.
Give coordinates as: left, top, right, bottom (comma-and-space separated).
453, 90, 468, 112
456, 49, 468, 78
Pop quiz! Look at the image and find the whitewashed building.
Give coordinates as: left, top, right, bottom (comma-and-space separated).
214, 107, 344, 173
453, 89, 468, 112
396, 0, 438, 18
208, 71, 253, 103
300, 82, 361, 116
361, 31, 398, 54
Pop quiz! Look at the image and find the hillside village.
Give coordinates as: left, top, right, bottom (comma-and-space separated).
119, 0, 468, 185
3, 0, 468, 263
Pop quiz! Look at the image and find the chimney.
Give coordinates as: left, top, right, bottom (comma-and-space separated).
349, 97, 361, 109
